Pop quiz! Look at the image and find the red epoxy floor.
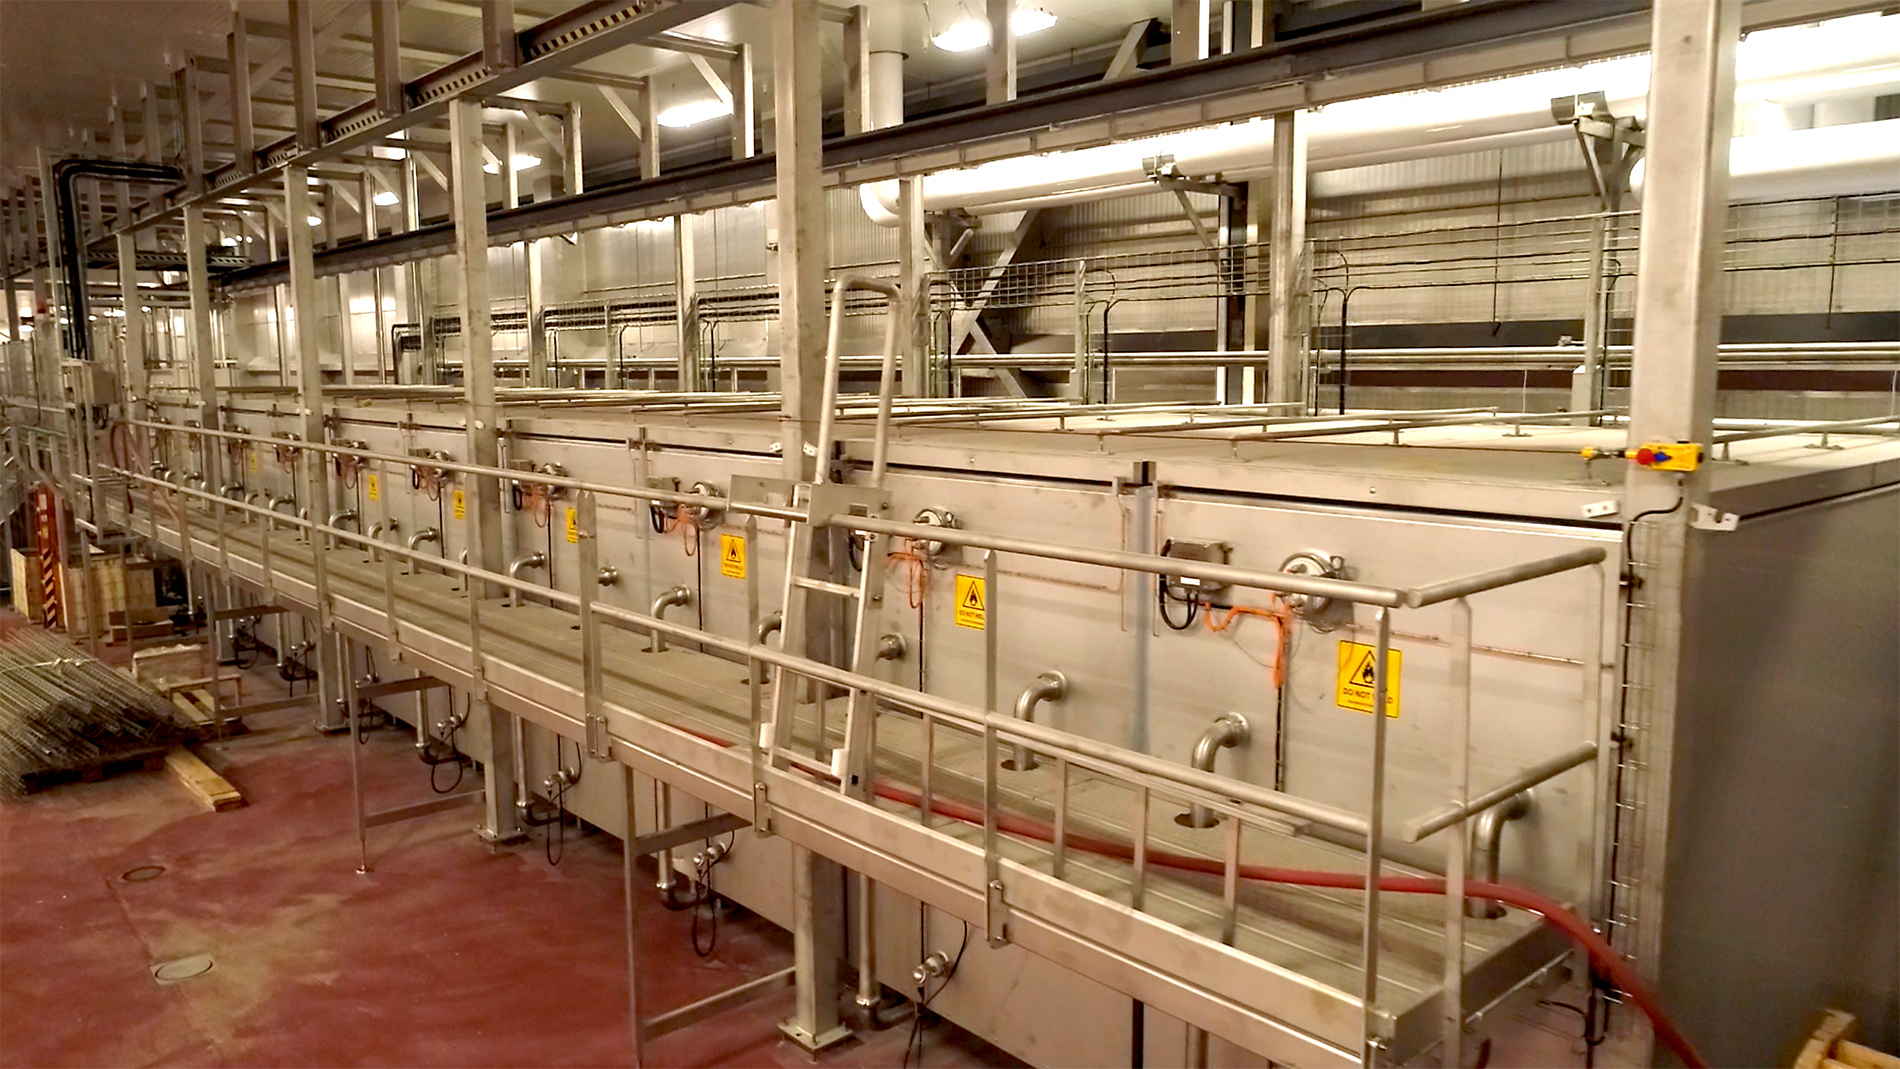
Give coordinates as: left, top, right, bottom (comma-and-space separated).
0, 634, 1013, 1068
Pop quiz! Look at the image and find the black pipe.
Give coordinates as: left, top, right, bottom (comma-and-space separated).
52, 158, 183, 361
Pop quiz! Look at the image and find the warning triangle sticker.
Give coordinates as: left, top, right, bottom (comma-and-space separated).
1353, 650, 1378, 686
723, 541, 743, 564
961, 583, 984, 611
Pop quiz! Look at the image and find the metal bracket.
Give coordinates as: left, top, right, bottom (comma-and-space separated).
1690, 503, 1738, 532
752, 780, 773, 836
985, 877, 1012, 948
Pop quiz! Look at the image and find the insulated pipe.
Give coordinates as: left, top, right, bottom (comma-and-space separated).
1004, 671, 1067, 772
50, 158, 182, 359
1178, 713, 1250, 829
507, 552, 547, 607
647, 586, 692, 653
858, 19, 1900, 225
1466, 790, 1533, 920
755, 611, 784, 644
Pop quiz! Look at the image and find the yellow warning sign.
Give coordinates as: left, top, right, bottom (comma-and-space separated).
249, 450, 258, 473
954, 574, 986, 630
452, 488, 465, 520
564, 506, 579, 544
366, 473, 380, 502
719, 534, 746, 579
1336, 641, 1401, 717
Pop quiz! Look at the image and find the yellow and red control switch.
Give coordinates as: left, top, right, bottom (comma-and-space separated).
1580, 442, 1704, 472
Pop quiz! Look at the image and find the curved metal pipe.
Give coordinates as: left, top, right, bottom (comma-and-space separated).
220, 481, 245, 499
648, 586, 692, 653
327, 508, 359, 531
875, 634, 907, 661
1178, 713, 1251, 828
406, 527, 441, 574
755, 611, 783, 645
1466, 790, 1533, 919
268, 494, 297, 530
1005, 671, 1067, 771
507, 552, 547, 607
597, 566, 620, 586
366, 518, 399, 561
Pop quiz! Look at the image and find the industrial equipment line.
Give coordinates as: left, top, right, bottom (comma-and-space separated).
107, 430, 1612, 1065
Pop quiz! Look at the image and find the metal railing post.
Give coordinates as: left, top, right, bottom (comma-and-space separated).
1440, 598, 1473, 1067
1361, 606, 1393, 1066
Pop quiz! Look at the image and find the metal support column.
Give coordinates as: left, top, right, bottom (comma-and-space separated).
772, 0, 849, 1051
228, 9, 255, 173
1267, 110, 1307, 409
287, 166, 342, 734
1620, 0, 1738, 1048
986, 0, 1016, 104
449, 95, 518, 843
897, 177, 928, 397
675, 215, 698, 390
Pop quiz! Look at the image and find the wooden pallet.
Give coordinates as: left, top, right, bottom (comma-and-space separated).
1797, 1011, 1900, 1069
14, 746, 170, 794
164, 747, 245, 812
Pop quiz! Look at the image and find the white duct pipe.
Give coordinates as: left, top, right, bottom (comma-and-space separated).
1630, 118, 1900, 202
860, 13, 1900, 225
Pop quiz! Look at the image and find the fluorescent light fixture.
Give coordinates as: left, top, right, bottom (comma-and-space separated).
307, 215, 323, 227
932, 20, 989, 51
657, 99, 733, 128
933, 7, 1055, 51
1014, 7, 1056, 35
372, 190, 400, 206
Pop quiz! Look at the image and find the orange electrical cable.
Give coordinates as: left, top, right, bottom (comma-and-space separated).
887, 546, 927, 609
1203, 600, 1293, 687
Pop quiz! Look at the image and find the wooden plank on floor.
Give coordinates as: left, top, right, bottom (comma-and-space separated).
164, 747, 245, 812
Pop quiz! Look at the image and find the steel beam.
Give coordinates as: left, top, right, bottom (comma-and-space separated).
229, 12, 256, 173
371, 1, 404, 117
288, 0, 321, 149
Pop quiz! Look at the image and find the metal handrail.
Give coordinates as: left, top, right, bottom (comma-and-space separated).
1401, 742, 1598, 842
108, 464, 1366, 836
124, 418, 1607, 609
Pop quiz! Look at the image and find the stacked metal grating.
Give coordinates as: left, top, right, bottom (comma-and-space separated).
0, 629, 181, 796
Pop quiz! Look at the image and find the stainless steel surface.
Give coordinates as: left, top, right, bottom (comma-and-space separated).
1004, 671, 1067, 773
1465, 791, 1533, 921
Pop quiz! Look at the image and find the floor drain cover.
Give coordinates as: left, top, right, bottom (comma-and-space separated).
151, 954, 214, 984
121, 865, 166, 883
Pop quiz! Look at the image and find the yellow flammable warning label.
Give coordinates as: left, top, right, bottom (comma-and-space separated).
366, 473, 380, 501
452, 488, 465, 520
1336, 640, 1402, 718
954, 574, 986, 630
720, 534, 746, 579
565, 507, 579, 544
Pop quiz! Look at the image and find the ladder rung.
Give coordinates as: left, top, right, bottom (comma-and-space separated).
792, 576, 860, 598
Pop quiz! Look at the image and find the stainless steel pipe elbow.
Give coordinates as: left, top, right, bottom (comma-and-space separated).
648, 586, 692, 652
1004, 671, 1067, 772
1466, 790, 1533, 919
1177, 712, 1250, 828
507, 552, 547, 607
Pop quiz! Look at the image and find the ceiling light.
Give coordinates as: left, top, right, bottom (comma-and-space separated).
1013, 7, 1056, 35
373, 190, 399, 206
483, 153, 543, 174
933, 8, 1055, 51
932, 20, 989, 52
657, 99, 733, 128
307, 215, 323, 227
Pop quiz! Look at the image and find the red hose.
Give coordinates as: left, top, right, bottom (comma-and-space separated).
869, 783, 1707, 1069
632, 721, 1705, 1065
